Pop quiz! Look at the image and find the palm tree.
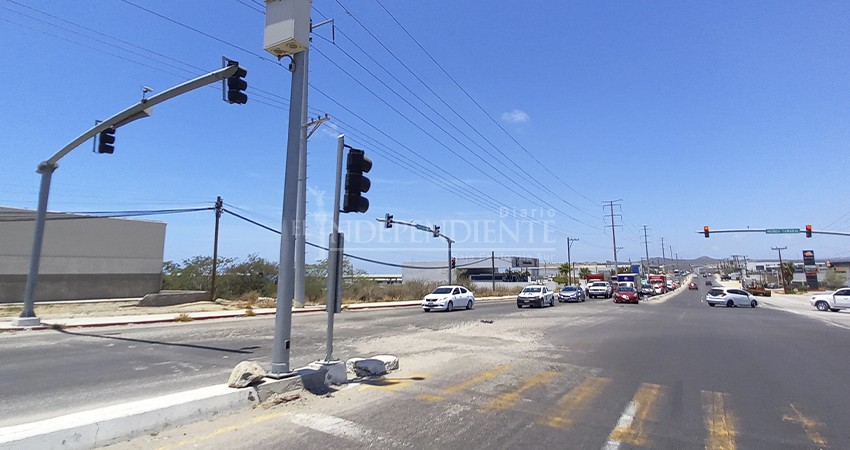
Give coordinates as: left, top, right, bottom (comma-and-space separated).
780, 262, 795, 293
579, 267, 591, 280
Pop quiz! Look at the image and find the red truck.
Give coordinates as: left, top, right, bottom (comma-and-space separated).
648, 274, 667, 294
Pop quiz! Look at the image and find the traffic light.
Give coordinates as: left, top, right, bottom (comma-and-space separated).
384, 213, 393, 229
703, 226, 710, 238
432, 225, 441, 237
806, 224, 812, 238
343, 149, 372, 213
226, 61, 248, 104
97, 127, 116, 154
451, 257, 456, 269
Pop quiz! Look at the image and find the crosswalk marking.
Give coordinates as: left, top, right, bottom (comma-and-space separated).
540, 376, 612, 429
480, 370, 559, 412
701, 390, 737, 450
444, 364, 512, 394
603, 383, 662, 449
783, 403, 828, 447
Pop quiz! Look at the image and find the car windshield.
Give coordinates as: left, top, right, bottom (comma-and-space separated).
617, 287, 635, 293
561, 287, 578, 292
591, 282, 607, 287
522, 287, 542, 293
431, 287, 453, 294
708, 288, 725, 296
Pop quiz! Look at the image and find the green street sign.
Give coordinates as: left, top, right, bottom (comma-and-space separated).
415, 224, 431, 232
766, 228, 800, 234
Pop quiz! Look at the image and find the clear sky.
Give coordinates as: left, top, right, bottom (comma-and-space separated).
2, 1, 850, 272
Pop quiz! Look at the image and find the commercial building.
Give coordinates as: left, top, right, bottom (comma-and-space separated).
0, 207, 166, 303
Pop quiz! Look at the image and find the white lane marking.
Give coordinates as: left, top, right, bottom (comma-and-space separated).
290, 412, 374, 443
601, 400, 637, 450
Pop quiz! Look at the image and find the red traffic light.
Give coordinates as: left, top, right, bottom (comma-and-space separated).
806, 224, 812, 238
703, 226, 710, 238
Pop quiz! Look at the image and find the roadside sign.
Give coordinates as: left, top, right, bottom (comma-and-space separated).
765, 228, 800, 234
415, 224, 431, 232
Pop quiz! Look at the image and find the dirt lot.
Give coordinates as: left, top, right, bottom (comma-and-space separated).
0, 298, 264, 320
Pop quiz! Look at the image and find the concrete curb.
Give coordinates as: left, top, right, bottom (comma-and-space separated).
0, 384, 258, 450
0, 296, 518, 332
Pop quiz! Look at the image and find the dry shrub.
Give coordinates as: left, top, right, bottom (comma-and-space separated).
174, 313, 193, 322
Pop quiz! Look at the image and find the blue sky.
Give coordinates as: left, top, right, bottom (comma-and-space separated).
2, 1, 850, 272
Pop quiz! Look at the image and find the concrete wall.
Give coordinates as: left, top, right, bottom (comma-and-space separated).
0, 208, 166, 302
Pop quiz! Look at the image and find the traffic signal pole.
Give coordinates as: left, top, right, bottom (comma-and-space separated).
270, 50, 307, 377
324, 134, 345, 362
12, 64, 245, 327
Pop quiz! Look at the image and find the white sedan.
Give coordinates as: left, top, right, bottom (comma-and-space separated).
705, 287, 758, 308
421, 285, 475, 312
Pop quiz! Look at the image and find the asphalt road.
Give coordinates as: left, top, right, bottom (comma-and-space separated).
0, 297, 522, 426
110, 283, 850, 450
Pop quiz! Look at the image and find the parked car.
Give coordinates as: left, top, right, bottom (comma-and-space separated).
613, 286, 639, 304
705, 287, 758, 308
640, 283, 655, 297
422, 285, 474, 312
558, 285, 585, 303
810, 288, 850, 312
517, 285, 554, 308
652, 283, 665, 295
588, 281, 613, 299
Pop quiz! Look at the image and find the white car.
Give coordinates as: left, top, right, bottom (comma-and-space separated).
517, 285, 555, 308
588, 281, 613, 299
422, 285, 474, 312
705, 287, 758, 308
810, 288, 850, 312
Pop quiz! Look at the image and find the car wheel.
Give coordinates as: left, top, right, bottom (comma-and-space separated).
517, 303, 523, 309
726, 299, 734, 308
423, 309, 430, 312
550, 297, 555, 307
708, 303, 715, 307
751, 300, 757, 308
816, 301, 830, 312
466, 300, 473, 310
446, 301, 453, 312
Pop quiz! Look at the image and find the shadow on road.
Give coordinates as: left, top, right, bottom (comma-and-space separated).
51, 325, 257, 354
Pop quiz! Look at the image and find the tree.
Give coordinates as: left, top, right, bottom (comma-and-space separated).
823, 268, 846, 290
579, 267, 591, 280
553, 262, 571, 285
780, 261, 796, 293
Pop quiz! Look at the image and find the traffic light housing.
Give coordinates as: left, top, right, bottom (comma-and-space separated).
703, 226, 710, 238
451, 257, 456, 269
343, 149, 372, 213
97, 127, 116, 154
432, 225, 441, 237
806, 224, 812, 238
384, 213, 393, 229
226, 61, 248, 104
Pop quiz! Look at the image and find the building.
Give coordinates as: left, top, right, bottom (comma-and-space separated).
402, 256, 540, 284
0, 207, 166, 303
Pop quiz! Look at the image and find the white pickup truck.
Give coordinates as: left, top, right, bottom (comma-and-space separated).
810, 288, 850, 312
588, 281, 613, 299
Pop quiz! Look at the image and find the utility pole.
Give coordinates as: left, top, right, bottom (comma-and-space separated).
641, 225, 650, 274
211, 196, 223, 301
491, 251, 496, 290
661, 237, 666, 271
604, 200, 623, 276
293, 50, 310, 309
772, 246, 788, 293
567, 237, 579, 285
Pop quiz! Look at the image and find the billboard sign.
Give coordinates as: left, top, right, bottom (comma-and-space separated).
802, 250, 818, 289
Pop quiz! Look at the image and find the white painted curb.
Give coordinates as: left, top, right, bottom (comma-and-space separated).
0, 384, 257, 450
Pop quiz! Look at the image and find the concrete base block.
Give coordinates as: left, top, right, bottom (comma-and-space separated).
10, 316, 41, 327
138, 291, 210, 307
309, 360, 347, 385
346, 355, 399, 377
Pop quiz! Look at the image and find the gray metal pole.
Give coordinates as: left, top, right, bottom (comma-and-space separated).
325, 135, 344, 362
12, 163, 55, 326
448, 239, 453, 285
491, 251, 495, 290
211, 196, 222, 302
567, 238, 572, 285
643, 225, 650, 274
270, 50, 307, 377
294, 50, 309, 309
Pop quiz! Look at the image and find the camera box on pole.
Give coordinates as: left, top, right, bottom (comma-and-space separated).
264, 0, 311, 57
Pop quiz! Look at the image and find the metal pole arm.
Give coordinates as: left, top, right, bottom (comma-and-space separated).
46, 65, 241, 166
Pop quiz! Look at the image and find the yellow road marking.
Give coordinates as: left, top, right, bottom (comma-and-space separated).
157, 410, 289, 450
701, 390, 737, 450
783, 403, 828, 447
443, 364, 512, 394
607, 383, 663, 447
416, 393, 446, 402
359, 373, 428, 392
480, 370, 559, 412
540, 376, 611, 429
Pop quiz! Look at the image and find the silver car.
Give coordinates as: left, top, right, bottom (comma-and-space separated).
705, 287, 758, 308
558, 285, 585, 303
